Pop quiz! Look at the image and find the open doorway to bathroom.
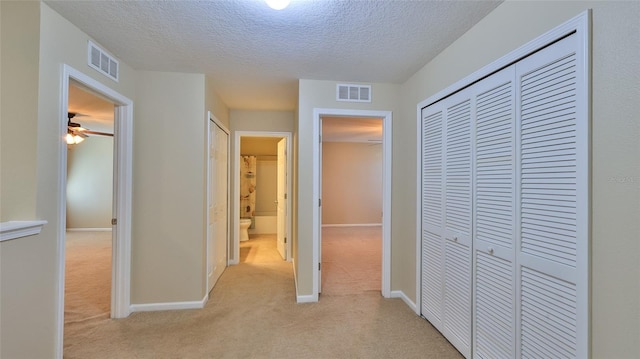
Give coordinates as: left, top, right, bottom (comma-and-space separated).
320, 116, 384, 296
233, 132, 292, 266
64, 82, 114, 328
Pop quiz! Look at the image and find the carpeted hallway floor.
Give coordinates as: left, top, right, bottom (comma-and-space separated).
63, 230, 462, 358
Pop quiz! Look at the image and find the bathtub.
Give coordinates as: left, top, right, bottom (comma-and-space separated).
248, 212, 277, 234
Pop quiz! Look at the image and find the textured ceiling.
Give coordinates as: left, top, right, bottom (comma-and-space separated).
46, 0, 502, 111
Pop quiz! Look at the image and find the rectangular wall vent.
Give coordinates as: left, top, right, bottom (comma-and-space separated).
337, 84, 371, 102
88, 41, 119, 82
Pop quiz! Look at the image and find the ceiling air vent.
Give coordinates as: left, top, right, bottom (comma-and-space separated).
337, 84, 371, 103
88, 41, 119, 82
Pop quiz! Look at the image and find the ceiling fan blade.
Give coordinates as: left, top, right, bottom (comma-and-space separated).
83, 130, 114, 137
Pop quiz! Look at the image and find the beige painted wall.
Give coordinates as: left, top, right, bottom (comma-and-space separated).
297, 80, 400, 296
66, 137, 113, 228
0, 3, 39, 351
322, 142, 382, 225
132, 71, 206, 304
241, 137, 281, 155
230, 110, 294, 132
0, 1, 39, 222
205, 75, 229, 128
396, 1, 640, 357
0, 3, 137, 357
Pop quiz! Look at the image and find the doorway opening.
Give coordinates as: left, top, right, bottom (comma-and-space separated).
64, 82, 115, 326
320, 116, 383, 296
56, 65, 133, 357
312, 109, 392, 299
232, 132, 292, 265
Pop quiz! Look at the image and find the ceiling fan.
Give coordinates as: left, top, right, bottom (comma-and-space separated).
66, 112, 113, 144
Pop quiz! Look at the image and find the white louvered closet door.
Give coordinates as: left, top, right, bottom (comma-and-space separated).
516, 33, 587, 359
421, 24, 587, 359
421, 88, 473, 358
442, 92, 473, 357
472, 65, 517, 359
421, 105, 445, 329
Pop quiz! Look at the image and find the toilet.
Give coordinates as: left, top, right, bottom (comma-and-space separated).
239, 218, 252, 242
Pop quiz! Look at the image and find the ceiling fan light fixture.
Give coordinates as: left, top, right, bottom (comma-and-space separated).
265, 0, 290, 10
66, 130, 85, 145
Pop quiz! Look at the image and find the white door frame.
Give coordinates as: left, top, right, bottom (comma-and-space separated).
56, 64, 133, 357
232, 131, 293, 263
206, 111, 230, 294
312, 108, 392, 299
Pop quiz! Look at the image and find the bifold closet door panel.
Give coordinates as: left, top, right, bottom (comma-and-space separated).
472, 65, 517, 359
421, 107, 445, 328
516, 32, 587, 359
442, 92, 473, 357
421, 89, 473, 358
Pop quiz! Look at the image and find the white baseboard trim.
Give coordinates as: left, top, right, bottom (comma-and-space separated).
296, 293, 318, 303
66, 228, 112, 232
390, 290, 418, 314
228, 258, 239, 265
130, 294, 207, 312
321, 223, 382, 228
292, 258, 318, 303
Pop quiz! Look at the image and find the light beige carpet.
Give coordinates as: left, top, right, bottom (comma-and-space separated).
64, 231, 112, 324
321, 226, 381, 296
63, 232, 462, 359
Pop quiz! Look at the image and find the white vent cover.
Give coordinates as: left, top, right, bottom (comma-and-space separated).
88, 41, 119, 82
337, 84, 371, 102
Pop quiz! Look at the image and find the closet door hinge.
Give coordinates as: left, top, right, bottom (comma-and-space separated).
111, 218, 117, 225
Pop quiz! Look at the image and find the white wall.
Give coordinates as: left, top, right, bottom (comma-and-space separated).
66, 137, 113, 229
396, 1, 640, 357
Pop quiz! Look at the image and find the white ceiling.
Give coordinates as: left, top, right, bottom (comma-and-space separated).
46, 0, 502, 111
68, 82, 114, 133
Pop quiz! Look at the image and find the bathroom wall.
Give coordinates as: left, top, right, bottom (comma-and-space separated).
241, 137, 280, 234
255, 159, 277, 215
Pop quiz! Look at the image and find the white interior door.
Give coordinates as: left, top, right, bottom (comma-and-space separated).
208, 121, 228, 293
215, 125, 228, 283
276, 138, 287, 260
207, 122, 217, 293
318, 118, 323, 293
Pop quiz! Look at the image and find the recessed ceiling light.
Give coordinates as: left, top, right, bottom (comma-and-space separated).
265, 0, 290, 10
